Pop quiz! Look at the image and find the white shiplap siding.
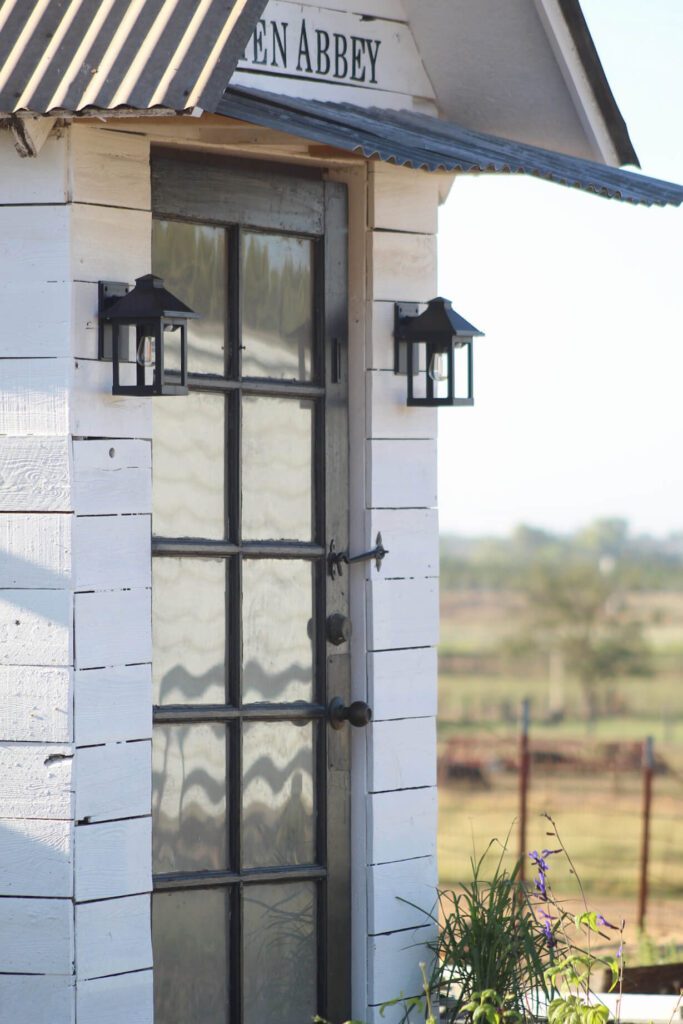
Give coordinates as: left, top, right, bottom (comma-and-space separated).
0, 123, 153, 1023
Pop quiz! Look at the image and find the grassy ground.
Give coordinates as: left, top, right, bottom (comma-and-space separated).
437, 588, 683, 955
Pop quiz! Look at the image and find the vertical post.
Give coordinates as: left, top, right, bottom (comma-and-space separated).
519, 698, 531, 881
638, 736, 654, 931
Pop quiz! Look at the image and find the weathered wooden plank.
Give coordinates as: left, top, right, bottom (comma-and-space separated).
69, 127, 151, 210
0, 666, 72, 742
70, 205, 151, 284
368, 855, 437, 934
369, 162, 439, 233
74, 664, 152, 745
0, 897, 74, 974
0, 206, 70, 284
0, 818, 72, 897
369, 231, 437, 302
0, 281, 72, 358
268, 0, 408, 23
367, 577, 438, 650
71, 359, 152, 440
153, 153, 325, 234
0, 130, 67, 203
366, 369, 437, 440
74, 589, 151, 669
0, 743, 74, 819
368, 924, 437, 1009
369, 786, 437, 864
0, 438, 71, 512
75, 741, 151, 823
368, 647, 438, 721
0, 358, 70, 436
72, 440, 151, 516
73, 515, 150, 592
75, 894, 152, 980
75, 816, 151, 902
370, 716, 436, 792
0, 590, 72, 666
366, 439, 437, 508
0, 975, 75, 1024
367, 507, 438, 580
0, 514, 72, 589
77, 970, 153, 1024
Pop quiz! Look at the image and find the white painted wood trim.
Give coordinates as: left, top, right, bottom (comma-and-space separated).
369, 717, 437, 792
75, 741, 151, 824
68, 127, 151, 210
74, 816, 152, 902
74, 664, 152, 745
368, 647, 438, 721
72, 439, 151, 516
74, 589, 151, 669
533, 0, 621, 165
368, 923, 437, 1005
366, 577, 439, 651
368, 854, 437, 934
73, 515, 151, 592
367, 508, 438, 580
367, 439, 438, 509
368, 786, 437, 864
0, 359, 70, 436
76, 970, 153, 1024
75, 894, 152, 980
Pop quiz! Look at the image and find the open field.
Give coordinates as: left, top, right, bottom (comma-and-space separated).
437, 587, 683, 955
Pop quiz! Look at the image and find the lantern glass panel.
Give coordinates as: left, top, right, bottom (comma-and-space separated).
152, 219, 227, 376
408, 340, 428, 402
453, 342, 472, 402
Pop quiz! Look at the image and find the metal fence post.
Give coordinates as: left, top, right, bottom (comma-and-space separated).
637, 736, 654, 931
519, 698, 531, 880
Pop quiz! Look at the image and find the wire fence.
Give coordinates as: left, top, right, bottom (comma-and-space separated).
437, 712, 683, 952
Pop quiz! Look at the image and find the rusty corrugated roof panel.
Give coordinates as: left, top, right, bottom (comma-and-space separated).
219, 86, 683, 208
0, 0, 267, 115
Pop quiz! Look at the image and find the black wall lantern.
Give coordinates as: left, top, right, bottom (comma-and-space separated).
98, 274, 198, 396
394, 297, 484, 407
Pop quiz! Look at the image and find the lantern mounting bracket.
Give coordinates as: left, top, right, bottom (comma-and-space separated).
394, 302, 422, 374
98, 280, 130, 361
328, 533, 388, 579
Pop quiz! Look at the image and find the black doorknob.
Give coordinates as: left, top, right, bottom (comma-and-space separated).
328, 697, 373, 730
326, 613, 352, 646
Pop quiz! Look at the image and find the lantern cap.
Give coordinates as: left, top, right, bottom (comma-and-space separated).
104, 274, 199, 321
397, 296, 484, 342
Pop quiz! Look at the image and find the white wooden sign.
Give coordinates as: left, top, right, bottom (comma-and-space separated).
237, 1, 433, 98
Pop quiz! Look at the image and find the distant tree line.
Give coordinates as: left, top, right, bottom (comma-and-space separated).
440, 518, 683, 592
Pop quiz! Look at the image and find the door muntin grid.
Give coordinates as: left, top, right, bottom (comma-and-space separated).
151, 199, 340, 1024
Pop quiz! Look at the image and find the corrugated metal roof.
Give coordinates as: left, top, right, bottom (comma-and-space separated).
0, 0, 267, 115
219, 86, 683, 208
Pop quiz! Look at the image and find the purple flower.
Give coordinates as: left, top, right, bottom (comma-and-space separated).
597, 915, 617, 930
534, 873, 548, 900
542, 918, 556, 949
616, 944, 623, 959
528, 850, 550, 872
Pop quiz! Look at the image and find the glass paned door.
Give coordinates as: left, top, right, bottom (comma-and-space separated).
150, 157, 349, 1024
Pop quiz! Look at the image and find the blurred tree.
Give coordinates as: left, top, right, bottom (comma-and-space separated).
515, 561, 652, 719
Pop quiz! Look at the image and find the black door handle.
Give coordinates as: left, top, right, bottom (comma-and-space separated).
328, 697, 373, 730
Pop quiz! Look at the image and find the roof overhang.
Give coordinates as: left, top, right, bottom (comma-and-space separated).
218, 87, 683, 208
0, 0, 268, 116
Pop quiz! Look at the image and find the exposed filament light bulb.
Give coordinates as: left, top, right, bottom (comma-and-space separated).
428, 351, 448, 382
136, 334, 154, 367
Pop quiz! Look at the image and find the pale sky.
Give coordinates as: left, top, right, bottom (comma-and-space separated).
437, 0, 683, 537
